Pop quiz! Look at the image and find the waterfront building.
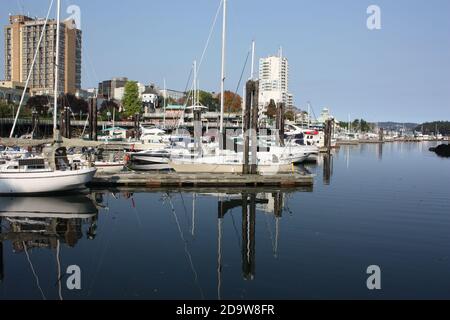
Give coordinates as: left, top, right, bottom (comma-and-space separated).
98, 77, 128, 100
4, 14, 82, 96
258, 48, 294, 120
142, 85, 159, 113
0, 80, 29, 104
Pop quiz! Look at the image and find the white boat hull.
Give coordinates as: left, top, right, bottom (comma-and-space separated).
0, 168, 97, 194
169, 161, 293, 174
95, 162, 124, 173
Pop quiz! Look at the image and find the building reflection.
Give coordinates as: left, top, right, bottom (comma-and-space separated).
0, 195, 99, 284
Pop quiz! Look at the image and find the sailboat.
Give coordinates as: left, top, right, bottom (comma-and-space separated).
0, 0, 96, 194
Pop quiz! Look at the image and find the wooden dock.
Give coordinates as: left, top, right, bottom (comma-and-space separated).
90, 172, 314, 188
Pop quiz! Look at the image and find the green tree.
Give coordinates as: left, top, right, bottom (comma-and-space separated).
352, 119, 360, 132
122, 81, 142, 117
265, 99, 277, 119
285, 110, 295, 121
0, 101, 14, 118
199, 90, 219, 111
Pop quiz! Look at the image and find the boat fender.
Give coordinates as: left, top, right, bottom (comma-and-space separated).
124, 153, 131, 164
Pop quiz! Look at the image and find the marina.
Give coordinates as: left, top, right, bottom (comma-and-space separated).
0, 142, 449, 299
0, 0, 449, 305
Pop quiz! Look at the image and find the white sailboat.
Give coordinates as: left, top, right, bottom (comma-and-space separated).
0, 0, 96, 195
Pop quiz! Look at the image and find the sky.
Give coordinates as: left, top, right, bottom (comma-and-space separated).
1, 0, 450, 123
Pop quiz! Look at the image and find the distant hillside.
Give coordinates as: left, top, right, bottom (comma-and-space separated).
377, 122, 419, 131
414, 121, 450, 135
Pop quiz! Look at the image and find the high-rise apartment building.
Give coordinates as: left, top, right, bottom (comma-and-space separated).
258, 49, 294, 119
4, 15, 82, 96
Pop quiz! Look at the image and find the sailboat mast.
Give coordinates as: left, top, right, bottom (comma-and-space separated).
193, 60, 197, 105
163, 78, 166, 128
53, 0, 61, 140
250, 40, 255, 80
219, 0, 227, 134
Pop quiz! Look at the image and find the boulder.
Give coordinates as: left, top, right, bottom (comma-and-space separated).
429, 144, 450, 157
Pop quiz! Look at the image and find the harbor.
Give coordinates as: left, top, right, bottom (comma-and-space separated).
0, 0, 450, 305
1, 142, 450, 299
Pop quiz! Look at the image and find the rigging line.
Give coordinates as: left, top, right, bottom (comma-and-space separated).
22, 241, 47, 300
10, 0, 54, 138
226, 49, 251, 120
175, 67, 194, 131
166, 193, 205, 299
197, 0, 224, 75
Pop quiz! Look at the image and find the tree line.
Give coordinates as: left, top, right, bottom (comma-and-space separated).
415, 121, 450, 135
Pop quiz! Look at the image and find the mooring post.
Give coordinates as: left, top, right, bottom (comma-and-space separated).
59, 110, 65, 138
324, 119, 332, 151
379, 128, 384, 142
250, 81, 259, 175
88, 98, 97, 141
243, 81, 253, 174
92, 98, 98, 141
88, 98, 93, 140
31, 108, 39, 139
276, 103, 285, 147
193, 108, 202, 155
66, 106, 71, 139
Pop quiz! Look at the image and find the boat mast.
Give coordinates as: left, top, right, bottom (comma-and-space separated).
53, 0, 61, 141
250, 40, 255, 80
307, 102, 311, 129
219, 0, 227, 134
163, 78, 166, 128
193, 60, 197, 105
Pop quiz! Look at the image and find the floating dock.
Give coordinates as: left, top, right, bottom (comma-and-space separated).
90, 172, 314, 188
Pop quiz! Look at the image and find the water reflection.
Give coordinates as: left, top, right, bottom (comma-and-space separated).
1, 142, 448, 299
0, 195, 98, 298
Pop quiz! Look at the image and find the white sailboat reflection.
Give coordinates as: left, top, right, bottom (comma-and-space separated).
0, 195, 99, 299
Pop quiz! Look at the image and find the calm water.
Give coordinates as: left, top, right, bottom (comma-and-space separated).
1, 142, 449, 300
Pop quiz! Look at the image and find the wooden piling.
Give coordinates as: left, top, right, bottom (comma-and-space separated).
88, 98, 98, 141
193, 108, 202, 155
250, 81, 259, 175
243, 81, 253, 174
276, 103, 285, 147
324, 119, 332, 151
379, 128, 384, 142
